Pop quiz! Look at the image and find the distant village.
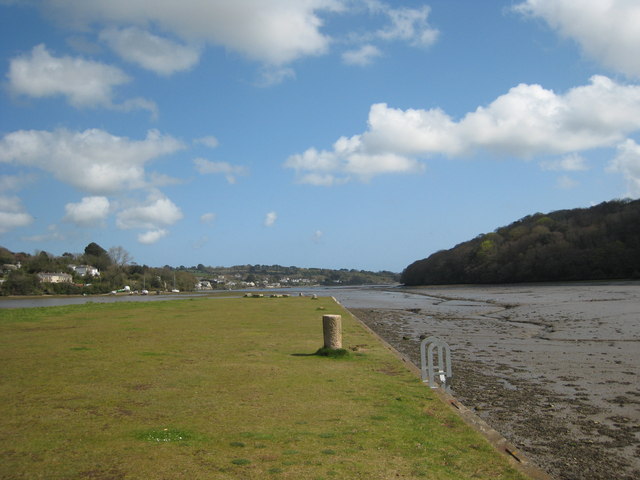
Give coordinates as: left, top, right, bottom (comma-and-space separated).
0, 243, 399, 296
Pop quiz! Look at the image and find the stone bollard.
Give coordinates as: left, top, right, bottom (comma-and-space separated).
322, 314, 342, 349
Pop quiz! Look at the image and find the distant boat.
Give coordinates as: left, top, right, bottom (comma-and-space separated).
171, 273, 179, 293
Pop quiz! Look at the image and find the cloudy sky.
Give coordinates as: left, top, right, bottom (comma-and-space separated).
2, 0, 640, 272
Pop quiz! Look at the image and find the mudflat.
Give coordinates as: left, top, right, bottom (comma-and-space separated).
351, 282, 640, 480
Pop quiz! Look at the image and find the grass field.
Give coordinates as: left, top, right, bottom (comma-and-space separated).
0, 297, 528, 479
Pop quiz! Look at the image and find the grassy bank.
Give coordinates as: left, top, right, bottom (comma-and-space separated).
0, 297, 527, 479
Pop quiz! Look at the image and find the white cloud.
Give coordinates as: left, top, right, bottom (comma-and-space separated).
138, 229, 168, 245
64, 196, 110, 227
200, 212, 216, 224
312, 229, 324, 243
0, 128, 184, 195
375, 5, 439, 47
100, 27, 201, 75
608, 139, 640, 197
286, 76, 640, 185
193, 158, 249, 184
540, 153, 589, 172
147, 172, 183, 188
255, 66, 296, 87
8, 44, 127, 107
285, 128, 427, 185
339, 3, 438, 66
116, 195, 183, 230
342, 44, 381, 66
264, 211, 277, 227
117, 97, 159, 120
0, 196, 33, 234
195, 136, 220, 148
7, 44, 156, 115
515, 0, 640, 78
23, 2, 439, 79
36, 0, 340, 66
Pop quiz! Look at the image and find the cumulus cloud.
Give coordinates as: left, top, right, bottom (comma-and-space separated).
8, 44, 127, 107
540, 153, 589, 172
285, 130, 425, 185
340, 3, 438, 66
36, 0, 339, 66
116, 195, 183, 230
200, 212, 216, 224
28, 1, 438, 76
255, 66, 296, 87
608, 139, 640, 197
0, 128, 184, 195
138, 229, 168, 245
264, 211, 277, 227
375, 5, 439, 47
286, 76, 640, 185
515, 0, 640, 78
100, 26, 201, 75
64, 196, 110, 227
0, 196, 33, 234
342, 44, 381, 66
7, 44, 157, 115
193, 158, 249, 184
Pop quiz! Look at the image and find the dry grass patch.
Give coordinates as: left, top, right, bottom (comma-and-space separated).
0, 297, 528, 479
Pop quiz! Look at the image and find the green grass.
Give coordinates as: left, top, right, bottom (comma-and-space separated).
0, 297, 528, 479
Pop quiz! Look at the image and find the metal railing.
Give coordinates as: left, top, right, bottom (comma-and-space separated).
420, 336, 452, 393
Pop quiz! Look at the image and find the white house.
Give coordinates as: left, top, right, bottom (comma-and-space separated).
68, 264, 100, 277
195, 280, 212, 290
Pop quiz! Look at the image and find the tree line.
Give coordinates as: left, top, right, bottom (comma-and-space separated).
401, 199, 640, 286
183, 263, 399, 286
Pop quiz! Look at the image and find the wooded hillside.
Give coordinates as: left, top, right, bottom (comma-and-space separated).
401, 199, 640, 285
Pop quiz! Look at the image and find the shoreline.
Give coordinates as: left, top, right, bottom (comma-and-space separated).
350, 283, 640, 480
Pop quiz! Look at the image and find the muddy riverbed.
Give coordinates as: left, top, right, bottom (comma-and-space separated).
347, 283, 640, 480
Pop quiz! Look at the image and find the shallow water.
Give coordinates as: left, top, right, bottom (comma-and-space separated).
0, 292, 206, 309
0, 285, 413, 310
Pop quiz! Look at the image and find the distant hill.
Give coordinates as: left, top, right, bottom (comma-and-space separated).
181, 264, 399, 287
401, 199, 640, 285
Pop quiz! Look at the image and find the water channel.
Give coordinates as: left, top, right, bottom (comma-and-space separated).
0, 285, 405, 310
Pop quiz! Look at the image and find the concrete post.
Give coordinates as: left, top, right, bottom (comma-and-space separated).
322, 314, 342, 349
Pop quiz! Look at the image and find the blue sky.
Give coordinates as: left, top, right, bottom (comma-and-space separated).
2, 0, 640, 272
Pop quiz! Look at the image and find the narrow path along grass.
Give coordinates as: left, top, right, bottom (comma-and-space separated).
0, 297, 531, 479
